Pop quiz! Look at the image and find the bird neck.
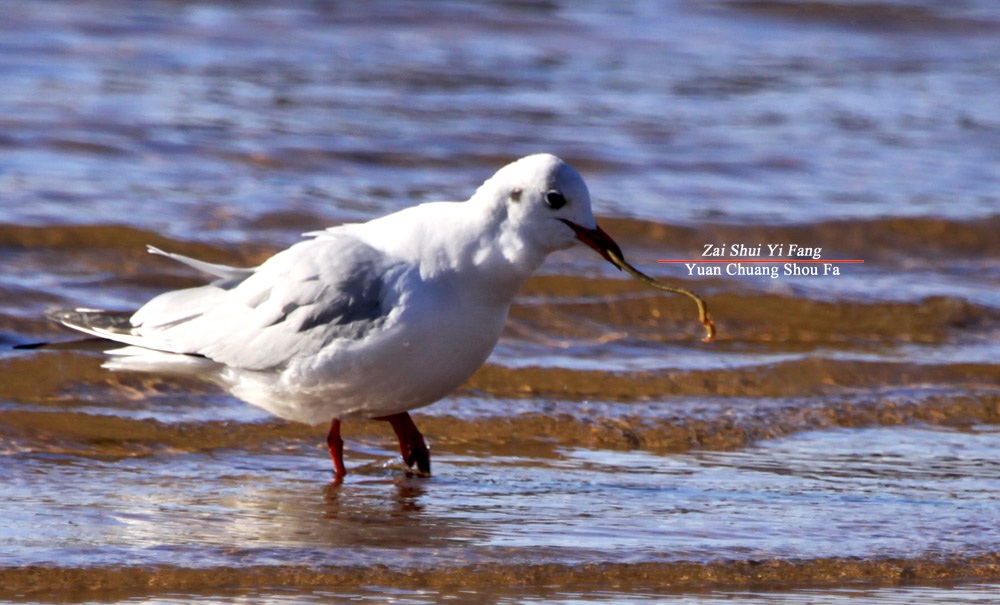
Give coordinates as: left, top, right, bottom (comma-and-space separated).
358, 199, 544, 305
443, 200, 543, 303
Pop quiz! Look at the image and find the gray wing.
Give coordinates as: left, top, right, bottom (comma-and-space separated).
56, 234, 403, 371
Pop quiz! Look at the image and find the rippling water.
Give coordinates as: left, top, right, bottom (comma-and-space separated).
1, 0, 999, 603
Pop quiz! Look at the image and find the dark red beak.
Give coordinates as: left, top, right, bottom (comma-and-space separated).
559, 219, 625, 269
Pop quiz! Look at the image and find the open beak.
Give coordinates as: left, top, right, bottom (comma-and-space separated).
558, 219, 626, 269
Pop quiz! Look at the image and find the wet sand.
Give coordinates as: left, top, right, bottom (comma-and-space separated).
2, 219, 998, 603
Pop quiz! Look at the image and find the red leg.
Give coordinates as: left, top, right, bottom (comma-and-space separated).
326, 418, 346, 480
374, 412, 431, 476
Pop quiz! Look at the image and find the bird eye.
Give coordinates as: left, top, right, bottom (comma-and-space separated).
545, 190, 567, 210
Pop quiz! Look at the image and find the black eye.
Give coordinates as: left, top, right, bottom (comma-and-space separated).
545, 190, 567, 210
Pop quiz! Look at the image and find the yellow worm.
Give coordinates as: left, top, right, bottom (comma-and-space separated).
605, 248, 716, 343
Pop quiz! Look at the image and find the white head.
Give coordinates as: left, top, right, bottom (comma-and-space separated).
472, 153, 624, 271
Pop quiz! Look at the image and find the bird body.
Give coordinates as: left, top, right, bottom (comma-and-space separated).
45, 153, 628, 478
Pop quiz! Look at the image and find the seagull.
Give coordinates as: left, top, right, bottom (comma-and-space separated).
43, 153, 634, 480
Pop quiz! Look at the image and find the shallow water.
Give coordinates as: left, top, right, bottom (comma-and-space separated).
1, 0, 999, 603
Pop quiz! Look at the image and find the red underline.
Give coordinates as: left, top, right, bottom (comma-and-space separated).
657, 259, 865, 263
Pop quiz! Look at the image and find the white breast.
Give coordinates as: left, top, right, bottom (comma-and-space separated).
223, 267, 510, 425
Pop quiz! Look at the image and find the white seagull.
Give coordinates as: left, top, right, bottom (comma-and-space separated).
44, 154, 648, 479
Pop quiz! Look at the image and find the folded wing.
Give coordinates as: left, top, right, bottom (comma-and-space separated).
52, 234, 402, 371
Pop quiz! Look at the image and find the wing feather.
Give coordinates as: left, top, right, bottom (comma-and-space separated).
131, 235, 400, 370
146, 246, 254, 282
50, 234, 403, 371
